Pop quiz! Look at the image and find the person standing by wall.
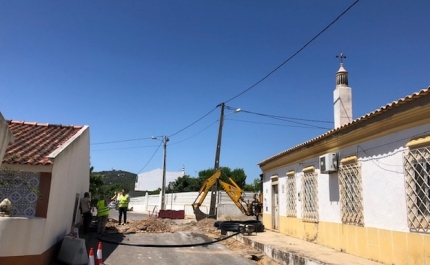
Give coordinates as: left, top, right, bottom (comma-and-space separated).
96, 195, 110, 235
117, 188, 130, 225
80, 192, 92, 234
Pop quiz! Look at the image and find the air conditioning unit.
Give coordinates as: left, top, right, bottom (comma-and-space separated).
319, 153, 338, 173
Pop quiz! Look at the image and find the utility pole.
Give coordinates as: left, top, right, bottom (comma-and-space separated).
209, 102, 225, 216
161, 135, 169, 210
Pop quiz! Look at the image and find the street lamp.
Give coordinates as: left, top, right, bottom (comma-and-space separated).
209, 103, 241, 216
152, 135, 169, 210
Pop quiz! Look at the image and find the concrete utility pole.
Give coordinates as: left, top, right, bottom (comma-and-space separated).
152, 135, 169, 210
209, 102, 225, 216
161, 135, 169, 210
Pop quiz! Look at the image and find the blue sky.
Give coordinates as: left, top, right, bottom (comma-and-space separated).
1, 1, 429, 184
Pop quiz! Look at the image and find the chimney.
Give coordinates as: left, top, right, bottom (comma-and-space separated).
333, 53, 352, 128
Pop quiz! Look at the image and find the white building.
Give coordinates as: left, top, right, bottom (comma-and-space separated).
258, 62, 430, 265
135, 168, 185, 191
0, 120, 89, 265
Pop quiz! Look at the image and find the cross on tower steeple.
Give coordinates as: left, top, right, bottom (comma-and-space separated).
336, 52, 346, 63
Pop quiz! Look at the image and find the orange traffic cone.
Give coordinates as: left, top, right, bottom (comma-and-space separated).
96, 242, 103, 265
88, 247, 95, 265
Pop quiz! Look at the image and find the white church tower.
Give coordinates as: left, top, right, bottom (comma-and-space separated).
333, 53, 353, 128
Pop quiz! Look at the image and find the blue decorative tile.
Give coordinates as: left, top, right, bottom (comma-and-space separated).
0, 172, 40, 217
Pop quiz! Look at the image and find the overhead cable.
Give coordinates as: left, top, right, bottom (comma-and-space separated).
224, 0, 360, 103
167, 106, 218, 138
136, 141, 162, 174
91, 137, 153, 145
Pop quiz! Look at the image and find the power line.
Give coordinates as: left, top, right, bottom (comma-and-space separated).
224, 0, 361, 103
226, 118, 329, 129
92, 1, 361, 174
91, 145, 159, 151
168, 106, 218, 138
232, 107, 333, 123
91, 137, 153, 145
92, 1, 359, 147
236, 109, 331, 130
136, 141, 163, 174
169, 120, 219, 146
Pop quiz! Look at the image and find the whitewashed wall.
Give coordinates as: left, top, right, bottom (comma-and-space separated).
129, 191, 258, 218
0, 127, 90, 257
45, 126, 90, 253
262, 123, 430, 232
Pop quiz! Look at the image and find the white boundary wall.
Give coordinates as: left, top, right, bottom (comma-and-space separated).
129, 191, 258, 219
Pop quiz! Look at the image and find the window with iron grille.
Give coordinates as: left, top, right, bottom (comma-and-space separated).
339, 160, 364, 226
302, 169, 318, 222
286, 174, 296, 217
404, 144, 430, 233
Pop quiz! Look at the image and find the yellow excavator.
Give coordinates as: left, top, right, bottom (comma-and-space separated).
192, 170, 263, 221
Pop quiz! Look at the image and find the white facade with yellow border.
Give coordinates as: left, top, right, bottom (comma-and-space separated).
259, 87, 430, 265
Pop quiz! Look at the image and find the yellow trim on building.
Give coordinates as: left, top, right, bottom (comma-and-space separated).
286, 170, 295, 176
271, 174, 279, 185
340, 155, 358, 164
406, 135, 430, 149
302, 166, 315, 173
263, 214, 272, 230
277, 216, 430, 265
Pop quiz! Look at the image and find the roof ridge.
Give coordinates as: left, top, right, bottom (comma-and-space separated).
259, 86, 430, 166
7, 120, 83, 128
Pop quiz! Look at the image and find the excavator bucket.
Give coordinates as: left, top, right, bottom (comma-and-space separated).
193, 207, 212, 221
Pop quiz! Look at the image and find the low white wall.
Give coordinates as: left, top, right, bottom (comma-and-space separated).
216, 204, 256, 221
128, 190, 260, 219
0, 217, 46, 256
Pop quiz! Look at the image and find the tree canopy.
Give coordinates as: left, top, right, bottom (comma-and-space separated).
166, 167, 260, 193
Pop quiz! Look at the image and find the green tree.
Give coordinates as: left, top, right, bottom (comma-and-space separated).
228, 168, 246, 189
167, 175, 199, 192
243, 178, 261, 192
89, 166, 104, 196
148, 188, 161, 195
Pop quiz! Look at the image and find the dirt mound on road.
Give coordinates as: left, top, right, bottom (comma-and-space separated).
106, 218, 175, 233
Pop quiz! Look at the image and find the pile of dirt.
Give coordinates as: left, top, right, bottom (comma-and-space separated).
172, 218, 218, 234
106, 218, 175, 233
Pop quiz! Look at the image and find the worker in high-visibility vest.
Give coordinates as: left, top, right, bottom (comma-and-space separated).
117, 188, 130, 225
96, 195, 110, 235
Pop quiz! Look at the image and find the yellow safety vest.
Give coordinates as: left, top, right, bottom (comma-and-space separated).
118, 194, 129, 208
97, 200, 109, 217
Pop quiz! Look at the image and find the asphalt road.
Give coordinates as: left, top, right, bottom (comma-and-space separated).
96, 232, 256, 265
53, 211, 255, 265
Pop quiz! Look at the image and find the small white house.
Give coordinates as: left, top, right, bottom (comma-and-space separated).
135, 168, 185, 191
0, 120, 90, 265
258, 63, 430, 265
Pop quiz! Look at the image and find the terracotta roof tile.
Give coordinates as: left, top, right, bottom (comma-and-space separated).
259, 86, 430, 166
3, 121, 84, 166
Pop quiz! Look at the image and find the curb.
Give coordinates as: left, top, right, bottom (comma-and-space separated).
235, 233, 324, 265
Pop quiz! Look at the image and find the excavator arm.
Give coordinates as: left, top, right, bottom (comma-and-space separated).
218, 178, 248, 215
193, 170, 263, 221
192, 170, 221, 221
